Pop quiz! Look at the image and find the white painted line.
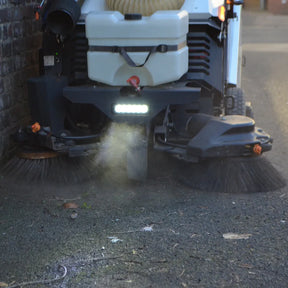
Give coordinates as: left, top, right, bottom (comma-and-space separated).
242, 43, 288, 52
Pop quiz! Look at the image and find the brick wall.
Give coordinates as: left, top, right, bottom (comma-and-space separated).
0, 0, 42, 161
268, 0, 288, 14
244, 0, 261, 10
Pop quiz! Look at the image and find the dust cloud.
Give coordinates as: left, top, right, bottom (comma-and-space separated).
95, 122, 144, 181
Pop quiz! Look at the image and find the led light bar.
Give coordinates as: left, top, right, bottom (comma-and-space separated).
114, 104, 149, 114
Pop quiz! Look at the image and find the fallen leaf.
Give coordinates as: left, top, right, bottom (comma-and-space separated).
0, 282, 8, 287
223, 233, 252, 240
81, 202, 92, 209
63, 202, 78, 209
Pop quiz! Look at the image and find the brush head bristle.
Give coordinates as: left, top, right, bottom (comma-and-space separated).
0, 155, 98, 184
176, 156, 286, 193
1, 149, 285, 194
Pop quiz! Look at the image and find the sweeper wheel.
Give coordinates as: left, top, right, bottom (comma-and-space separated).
245, 101, 254, 119
225, 87, 246, 116
225, 88, 254, 118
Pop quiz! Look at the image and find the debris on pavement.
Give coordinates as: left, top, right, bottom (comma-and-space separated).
81, 202, 92, 209
142, 225, 154, 232
70, 211, 78, 220
63, 202, 79, 209
2, 265, 67, 288
223, 233, 252, 240
238, 263, 253, 269
108, 236, 123, 243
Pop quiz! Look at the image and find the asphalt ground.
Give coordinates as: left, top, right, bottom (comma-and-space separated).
0, 10, 288, 288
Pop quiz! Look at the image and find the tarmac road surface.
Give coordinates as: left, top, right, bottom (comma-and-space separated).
0, 10, 288, 288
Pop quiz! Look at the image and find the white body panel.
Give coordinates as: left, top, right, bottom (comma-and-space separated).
81, 0, 108, 14
86, 10, 189, 86
181, 0, 224, 18
227, 5, 242, 86
82, 0, 240, 87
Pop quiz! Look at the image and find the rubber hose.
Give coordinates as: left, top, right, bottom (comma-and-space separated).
106, 0, 185, 16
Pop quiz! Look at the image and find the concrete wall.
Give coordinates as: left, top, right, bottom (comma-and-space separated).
0, 0, 42, 161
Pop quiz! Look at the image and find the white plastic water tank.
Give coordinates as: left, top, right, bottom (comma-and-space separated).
86, 10, 189, 86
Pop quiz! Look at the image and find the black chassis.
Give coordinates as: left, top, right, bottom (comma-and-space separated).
23, 1, 272, 163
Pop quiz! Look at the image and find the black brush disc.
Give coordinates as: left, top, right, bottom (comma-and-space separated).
0, 147, 98, 184
176, 156, 286, 193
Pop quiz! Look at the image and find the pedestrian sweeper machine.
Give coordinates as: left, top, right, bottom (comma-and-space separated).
17, 0, 272, 180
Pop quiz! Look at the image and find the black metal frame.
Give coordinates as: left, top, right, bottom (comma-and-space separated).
63, 84, 201, 124
21, 0, 272, 161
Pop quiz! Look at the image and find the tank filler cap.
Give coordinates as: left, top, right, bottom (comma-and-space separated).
127, 76, 141, 92
124, 14, 142, 20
